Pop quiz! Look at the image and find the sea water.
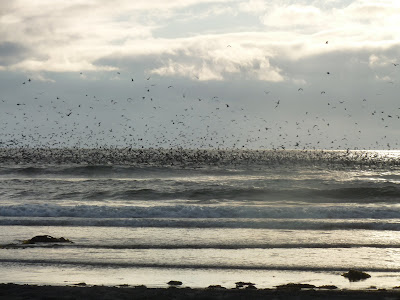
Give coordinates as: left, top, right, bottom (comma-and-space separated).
1, 148, 400, 289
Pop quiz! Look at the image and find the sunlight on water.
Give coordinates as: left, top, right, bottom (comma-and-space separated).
1, 149, 400, 288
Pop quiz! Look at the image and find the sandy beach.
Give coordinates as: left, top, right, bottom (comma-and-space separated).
1, 283, 400, 300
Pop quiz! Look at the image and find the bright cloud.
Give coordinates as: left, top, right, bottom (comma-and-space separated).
261, 5, 324, 29
151, 45, 284, 82
259, 1, 400, 41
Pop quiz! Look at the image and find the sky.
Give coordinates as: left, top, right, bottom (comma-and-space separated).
1, 0, 400, 150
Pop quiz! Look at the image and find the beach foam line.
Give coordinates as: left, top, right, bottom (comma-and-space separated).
4, 243, 400, 250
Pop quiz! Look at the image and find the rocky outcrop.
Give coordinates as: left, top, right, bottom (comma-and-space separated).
342, 270, 371, 282
167, 281, 183, 287
235, 282, 256, 289
276, 283, 316, 290
23, 235, 73, 244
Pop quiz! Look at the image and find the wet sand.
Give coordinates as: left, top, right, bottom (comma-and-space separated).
1, 284, 399, 300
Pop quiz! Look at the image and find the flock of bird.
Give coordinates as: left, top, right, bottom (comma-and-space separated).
1, 43, 400, 153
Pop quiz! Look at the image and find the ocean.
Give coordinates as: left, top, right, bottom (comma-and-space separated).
1, 148, 400, 289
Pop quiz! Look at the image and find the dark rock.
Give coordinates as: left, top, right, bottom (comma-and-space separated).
207, 285, 226, 289
23, 235, 73, 244
245, 285, 257, 290
235, 282, 256, 289
133, 285, 147, 289
317, 285, 338, 290
342, 270, 371, 282
72, 283, 87, 286
276, 283, 316, 290
167, 281, 182, 286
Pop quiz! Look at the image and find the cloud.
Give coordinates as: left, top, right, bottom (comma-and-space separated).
1, 0, 235, 73
1, 0, 400, 84
261, 4, 324, 30
151, 53, 283, 82
259, 1, 400, 42
95, 33, 286, 82
368, 54, 396, 68
238, 0, 268, 13
151, 59, 223, 81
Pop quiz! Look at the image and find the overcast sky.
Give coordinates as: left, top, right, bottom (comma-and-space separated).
1, 0, 400, 150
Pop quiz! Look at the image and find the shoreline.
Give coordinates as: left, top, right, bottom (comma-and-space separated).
1, 283, 400, 300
